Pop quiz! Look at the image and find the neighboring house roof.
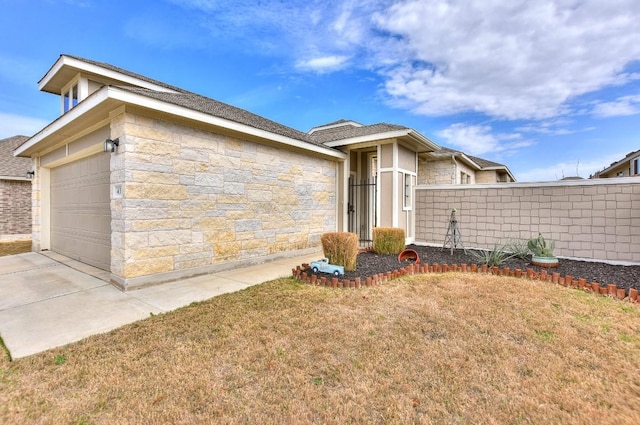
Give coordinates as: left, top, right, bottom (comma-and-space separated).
424, 147, 516, 181
0, 136, 31, 180
466, 154, 504, 169
590, 149, 640, 178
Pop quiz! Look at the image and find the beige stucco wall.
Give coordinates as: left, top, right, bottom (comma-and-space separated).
415, 179, 640, 263
398, 144, 416, 172
110, 111, 337, 288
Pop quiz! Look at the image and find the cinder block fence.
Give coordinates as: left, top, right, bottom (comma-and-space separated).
415, 178, 640, 264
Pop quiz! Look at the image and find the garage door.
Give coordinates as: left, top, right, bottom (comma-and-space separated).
51, 153, 111, 271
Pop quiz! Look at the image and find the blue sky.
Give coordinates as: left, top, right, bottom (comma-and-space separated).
1, 0, 639, 181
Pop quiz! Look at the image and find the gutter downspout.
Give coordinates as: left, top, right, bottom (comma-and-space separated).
451, 154, 458, 184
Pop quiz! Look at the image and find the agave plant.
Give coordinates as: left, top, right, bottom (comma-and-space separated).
469, 244, 515, 267
527, 233, 555, 257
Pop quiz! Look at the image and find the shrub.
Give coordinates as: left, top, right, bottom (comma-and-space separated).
320, 232, 358, 271
469, 244, 515, 267
373, 227, 405, 255
505, 238, 530, 260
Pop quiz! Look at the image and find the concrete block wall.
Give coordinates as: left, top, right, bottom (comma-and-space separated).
415, 178, 640, 263
110, 111, 336, 287
0, 179, 31, 238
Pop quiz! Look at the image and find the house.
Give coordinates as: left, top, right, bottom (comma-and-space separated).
0, 135, 32, 240
15, 55, 513, 290
590, 149, 640, 178
418, 147, 515, 185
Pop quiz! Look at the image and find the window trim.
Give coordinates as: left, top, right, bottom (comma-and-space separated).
403, 172, 413, 211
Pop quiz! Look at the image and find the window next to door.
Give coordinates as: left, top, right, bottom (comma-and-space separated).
403, 173, 412, 210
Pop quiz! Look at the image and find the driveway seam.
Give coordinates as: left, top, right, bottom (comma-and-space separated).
0, 283, 112, 312
0, 262, 60, 277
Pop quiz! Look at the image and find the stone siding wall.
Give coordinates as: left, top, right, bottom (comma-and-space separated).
111, 112, 336, 285
418, 158, 455, 185
0, 179, 31, 238
475, 170, 498, 184
415, 179, 640, 263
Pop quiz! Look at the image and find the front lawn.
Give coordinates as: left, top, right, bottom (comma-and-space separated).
1, 274, 639, 424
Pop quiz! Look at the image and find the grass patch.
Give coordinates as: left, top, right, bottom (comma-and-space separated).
1, 274, 640, 423
0, 240, 31, 257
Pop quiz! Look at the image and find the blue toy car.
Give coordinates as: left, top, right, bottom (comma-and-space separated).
310, 258, 345, 276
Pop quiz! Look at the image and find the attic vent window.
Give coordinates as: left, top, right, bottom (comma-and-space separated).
63, 83, 79, 113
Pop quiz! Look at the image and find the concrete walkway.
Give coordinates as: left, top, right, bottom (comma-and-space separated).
0, 251, 319, 359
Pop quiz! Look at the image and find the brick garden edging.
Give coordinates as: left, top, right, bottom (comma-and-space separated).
292, 262, 640, 304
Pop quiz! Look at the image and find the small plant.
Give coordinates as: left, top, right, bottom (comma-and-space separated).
505, 238, 530, 260
54, 354, 67, 365
527, 233, 555, 257
469, 244, 515, 267
373, 227, 406, 255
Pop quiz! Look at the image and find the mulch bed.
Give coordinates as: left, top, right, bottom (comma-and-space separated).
303, 245, 640, 293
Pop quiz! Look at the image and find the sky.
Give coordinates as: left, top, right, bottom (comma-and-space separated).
1, 0, 639, 182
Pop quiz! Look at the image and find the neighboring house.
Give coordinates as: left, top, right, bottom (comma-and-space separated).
418, 147, 515, 185
590, 149, 640, 178
0, 135, 32, 240
15, 55, 514, 290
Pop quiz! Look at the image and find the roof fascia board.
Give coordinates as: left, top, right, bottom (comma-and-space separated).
108, 89, 345, 160
39, 56, 180, 94
14, 87, 111, 157
19, 86, 346, 160
323, 129, 440, 152
109, 88, 345, 160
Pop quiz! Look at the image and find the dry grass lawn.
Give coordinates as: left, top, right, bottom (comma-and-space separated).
0, 240, 31, 257
1, 273, 640, 424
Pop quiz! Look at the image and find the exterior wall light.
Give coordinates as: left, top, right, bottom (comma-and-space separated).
104, 138, 119, 153
25, 170, 35, 179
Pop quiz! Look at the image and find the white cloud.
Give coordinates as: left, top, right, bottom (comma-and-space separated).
0, 112, 49, 139
591, 94, 640, 117
295, 56, 350, 73
515, 119, 595, 135
374, 0, 640, 120
437, 123, 532, 156
167, 0, 640, 122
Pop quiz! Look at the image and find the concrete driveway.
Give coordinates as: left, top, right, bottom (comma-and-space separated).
0, 251, 318, 359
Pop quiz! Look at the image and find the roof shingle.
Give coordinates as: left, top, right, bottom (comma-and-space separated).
0, 136, 31, 178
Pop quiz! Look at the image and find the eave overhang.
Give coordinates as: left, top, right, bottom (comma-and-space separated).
16, 86, 346, 161
323, 129, 440, 154
38, 55, 180, 95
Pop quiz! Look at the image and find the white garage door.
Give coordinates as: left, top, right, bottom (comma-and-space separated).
50, 153, 111, 271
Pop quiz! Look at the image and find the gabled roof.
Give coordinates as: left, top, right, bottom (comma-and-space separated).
0, 136, 31, 179
308, 119, 364, 134
308, 119, 440, 152
309, 122, 406, 144
39, 54, 184, 95
424, 147, 516, 180
118, 87, 323, 147
466, 154, 504, 169
21, 54, 445, 159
